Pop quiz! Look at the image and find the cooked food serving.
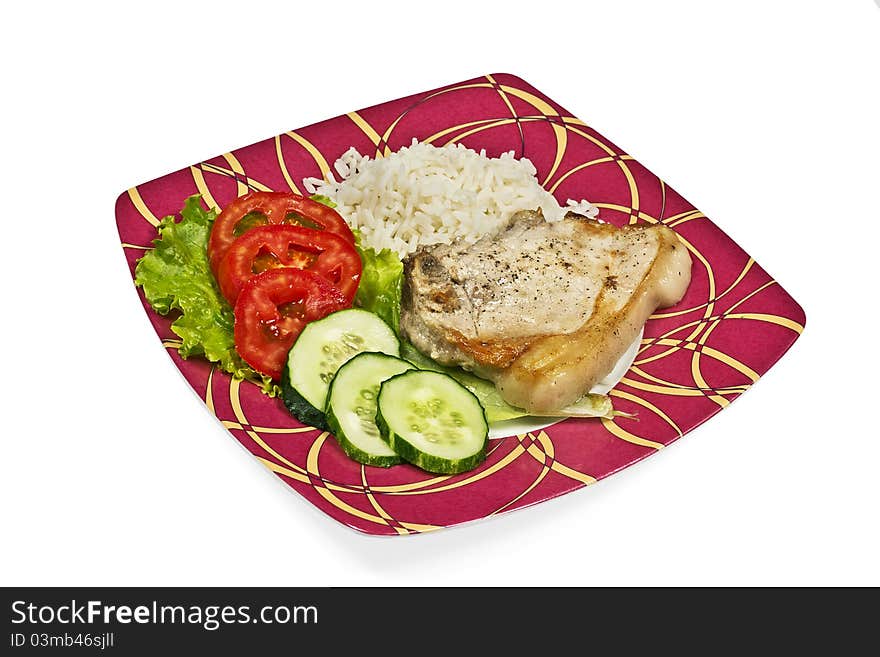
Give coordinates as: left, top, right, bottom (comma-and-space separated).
401, 209, 692, 412
305, 140, 598, 256
135, 140, 692, 476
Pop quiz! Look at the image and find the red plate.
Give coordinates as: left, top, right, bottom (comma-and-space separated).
116, 73, 805, 535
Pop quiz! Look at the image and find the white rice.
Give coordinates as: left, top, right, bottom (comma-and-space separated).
303, 139, 599, 256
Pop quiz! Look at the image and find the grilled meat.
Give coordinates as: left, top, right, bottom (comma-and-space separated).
400, 210, 692, 412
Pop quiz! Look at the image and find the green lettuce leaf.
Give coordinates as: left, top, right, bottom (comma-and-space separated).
308, 194, 337, 208
134, 195, 278, 396
354, 244, 404, 333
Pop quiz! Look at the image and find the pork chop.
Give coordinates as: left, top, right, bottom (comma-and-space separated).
400, 210, 692, 412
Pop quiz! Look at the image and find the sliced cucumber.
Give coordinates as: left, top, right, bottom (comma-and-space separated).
325, 352, 415, 467
281, 309, 399, 429
376, 370, 488, 474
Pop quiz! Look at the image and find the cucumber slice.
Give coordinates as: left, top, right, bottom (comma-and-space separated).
376, 370, 488, 474
325, 353, 415, 467
281, 309, 399, 428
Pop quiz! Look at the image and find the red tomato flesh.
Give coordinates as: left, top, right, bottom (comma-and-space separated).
216, 224, 361, 305
208, 191, 354, 275
233, 268, 349, 380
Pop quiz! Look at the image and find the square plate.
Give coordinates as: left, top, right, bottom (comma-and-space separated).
116, 73, 805, 535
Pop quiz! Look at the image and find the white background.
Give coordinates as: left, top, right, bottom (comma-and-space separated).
2, 1, 878, 587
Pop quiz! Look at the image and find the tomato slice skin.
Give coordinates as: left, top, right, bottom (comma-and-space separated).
234, 268, 349, 380
208, 191, 354, 274
216, 224, 362, 305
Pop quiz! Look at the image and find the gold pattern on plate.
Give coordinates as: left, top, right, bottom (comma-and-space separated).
127, 187, 160, 227
125, 73, 803, 532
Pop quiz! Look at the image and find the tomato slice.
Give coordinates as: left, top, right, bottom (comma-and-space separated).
216, 224, 361, 305
234, 268, 349, 380
208, 191, 355, 274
